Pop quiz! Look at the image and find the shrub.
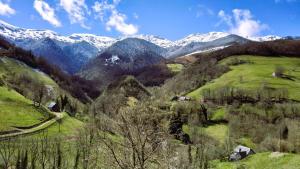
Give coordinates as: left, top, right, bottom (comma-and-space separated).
274, 65, 285, 77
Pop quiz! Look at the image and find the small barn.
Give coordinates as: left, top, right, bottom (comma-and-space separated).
47, 102, 60, 112
229, 145, 255, 161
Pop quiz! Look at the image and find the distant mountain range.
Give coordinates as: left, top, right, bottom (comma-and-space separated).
0, 19, 285, 73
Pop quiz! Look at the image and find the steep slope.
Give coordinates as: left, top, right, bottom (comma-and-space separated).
0, 86, 51, 132
29, 37, 79, 73
0, 57, 57, 132
79, 38, 168, 88
0, 37, 100, 103
0, 20, 102, 73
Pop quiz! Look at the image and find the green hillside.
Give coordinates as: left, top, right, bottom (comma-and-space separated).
212, 152, 300, 169
0, 57, 83, 137
0, 86, 50, 131
167, 63, 184, 73
0, 57, 57, 86
0, 57, 57, 131
188, 56, 300, 101
40, 112, 84, 137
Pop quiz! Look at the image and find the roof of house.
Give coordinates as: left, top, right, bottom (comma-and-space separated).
234, 145, 252, 154
47, 101, 56, 108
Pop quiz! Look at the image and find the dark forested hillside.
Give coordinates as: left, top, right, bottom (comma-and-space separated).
197, 40, 300, 61
0, 36, 100, 103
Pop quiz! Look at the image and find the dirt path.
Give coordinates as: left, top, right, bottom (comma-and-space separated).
0, 112, 64, 139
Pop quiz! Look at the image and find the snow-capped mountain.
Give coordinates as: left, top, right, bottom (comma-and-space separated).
0, 20, 108, 73
165, 34, 250, 58
174, 32, 230, 47
0, 19, 285, 73
85, 38, 165, 70
79, 38, 165, 86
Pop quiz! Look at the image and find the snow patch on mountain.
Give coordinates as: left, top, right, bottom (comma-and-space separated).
130, 34, 174, 48
69, 33, 117, 49
249, 35, 282, 42
174, 32, 230, 47
185, 46, 229, 56
105, 55, 120, 65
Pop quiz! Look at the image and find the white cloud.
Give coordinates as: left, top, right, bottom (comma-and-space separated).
106, 11, 138, 35
218, 9, 268, 37
92, 0, 138, 35
34, 0, 61, 27
0, 1, 15, 16
59, 0, 90, 29
92, 1, 114, 21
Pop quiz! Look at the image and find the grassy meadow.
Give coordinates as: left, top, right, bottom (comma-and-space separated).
188, 56, 300, 101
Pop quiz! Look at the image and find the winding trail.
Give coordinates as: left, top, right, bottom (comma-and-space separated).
0, 112, 64, 139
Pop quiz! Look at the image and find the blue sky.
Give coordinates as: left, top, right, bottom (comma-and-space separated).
0, 0, 299, 40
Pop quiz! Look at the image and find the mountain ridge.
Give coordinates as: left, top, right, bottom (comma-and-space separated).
0, 19, 282, 50
0, 19, 284, 73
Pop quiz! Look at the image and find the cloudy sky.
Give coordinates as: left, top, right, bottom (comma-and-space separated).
0, 0, 299, 40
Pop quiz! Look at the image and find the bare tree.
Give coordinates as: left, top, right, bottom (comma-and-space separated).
98, 104, 167, 169
32, 82, 46, 107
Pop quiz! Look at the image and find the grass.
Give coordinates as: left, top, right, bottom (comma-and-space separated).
0, 57, 57, 86
37, 113, 84, 137
204, 124, 228, 144
212, 152, 300, 169
0, 57, 85, 133
188, 56, 300, 101
183, 124, 228, 144
211, 107, 226, 121
167, 63, 184, 73
237, 137, 256, 149
0, 86, 49, 131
